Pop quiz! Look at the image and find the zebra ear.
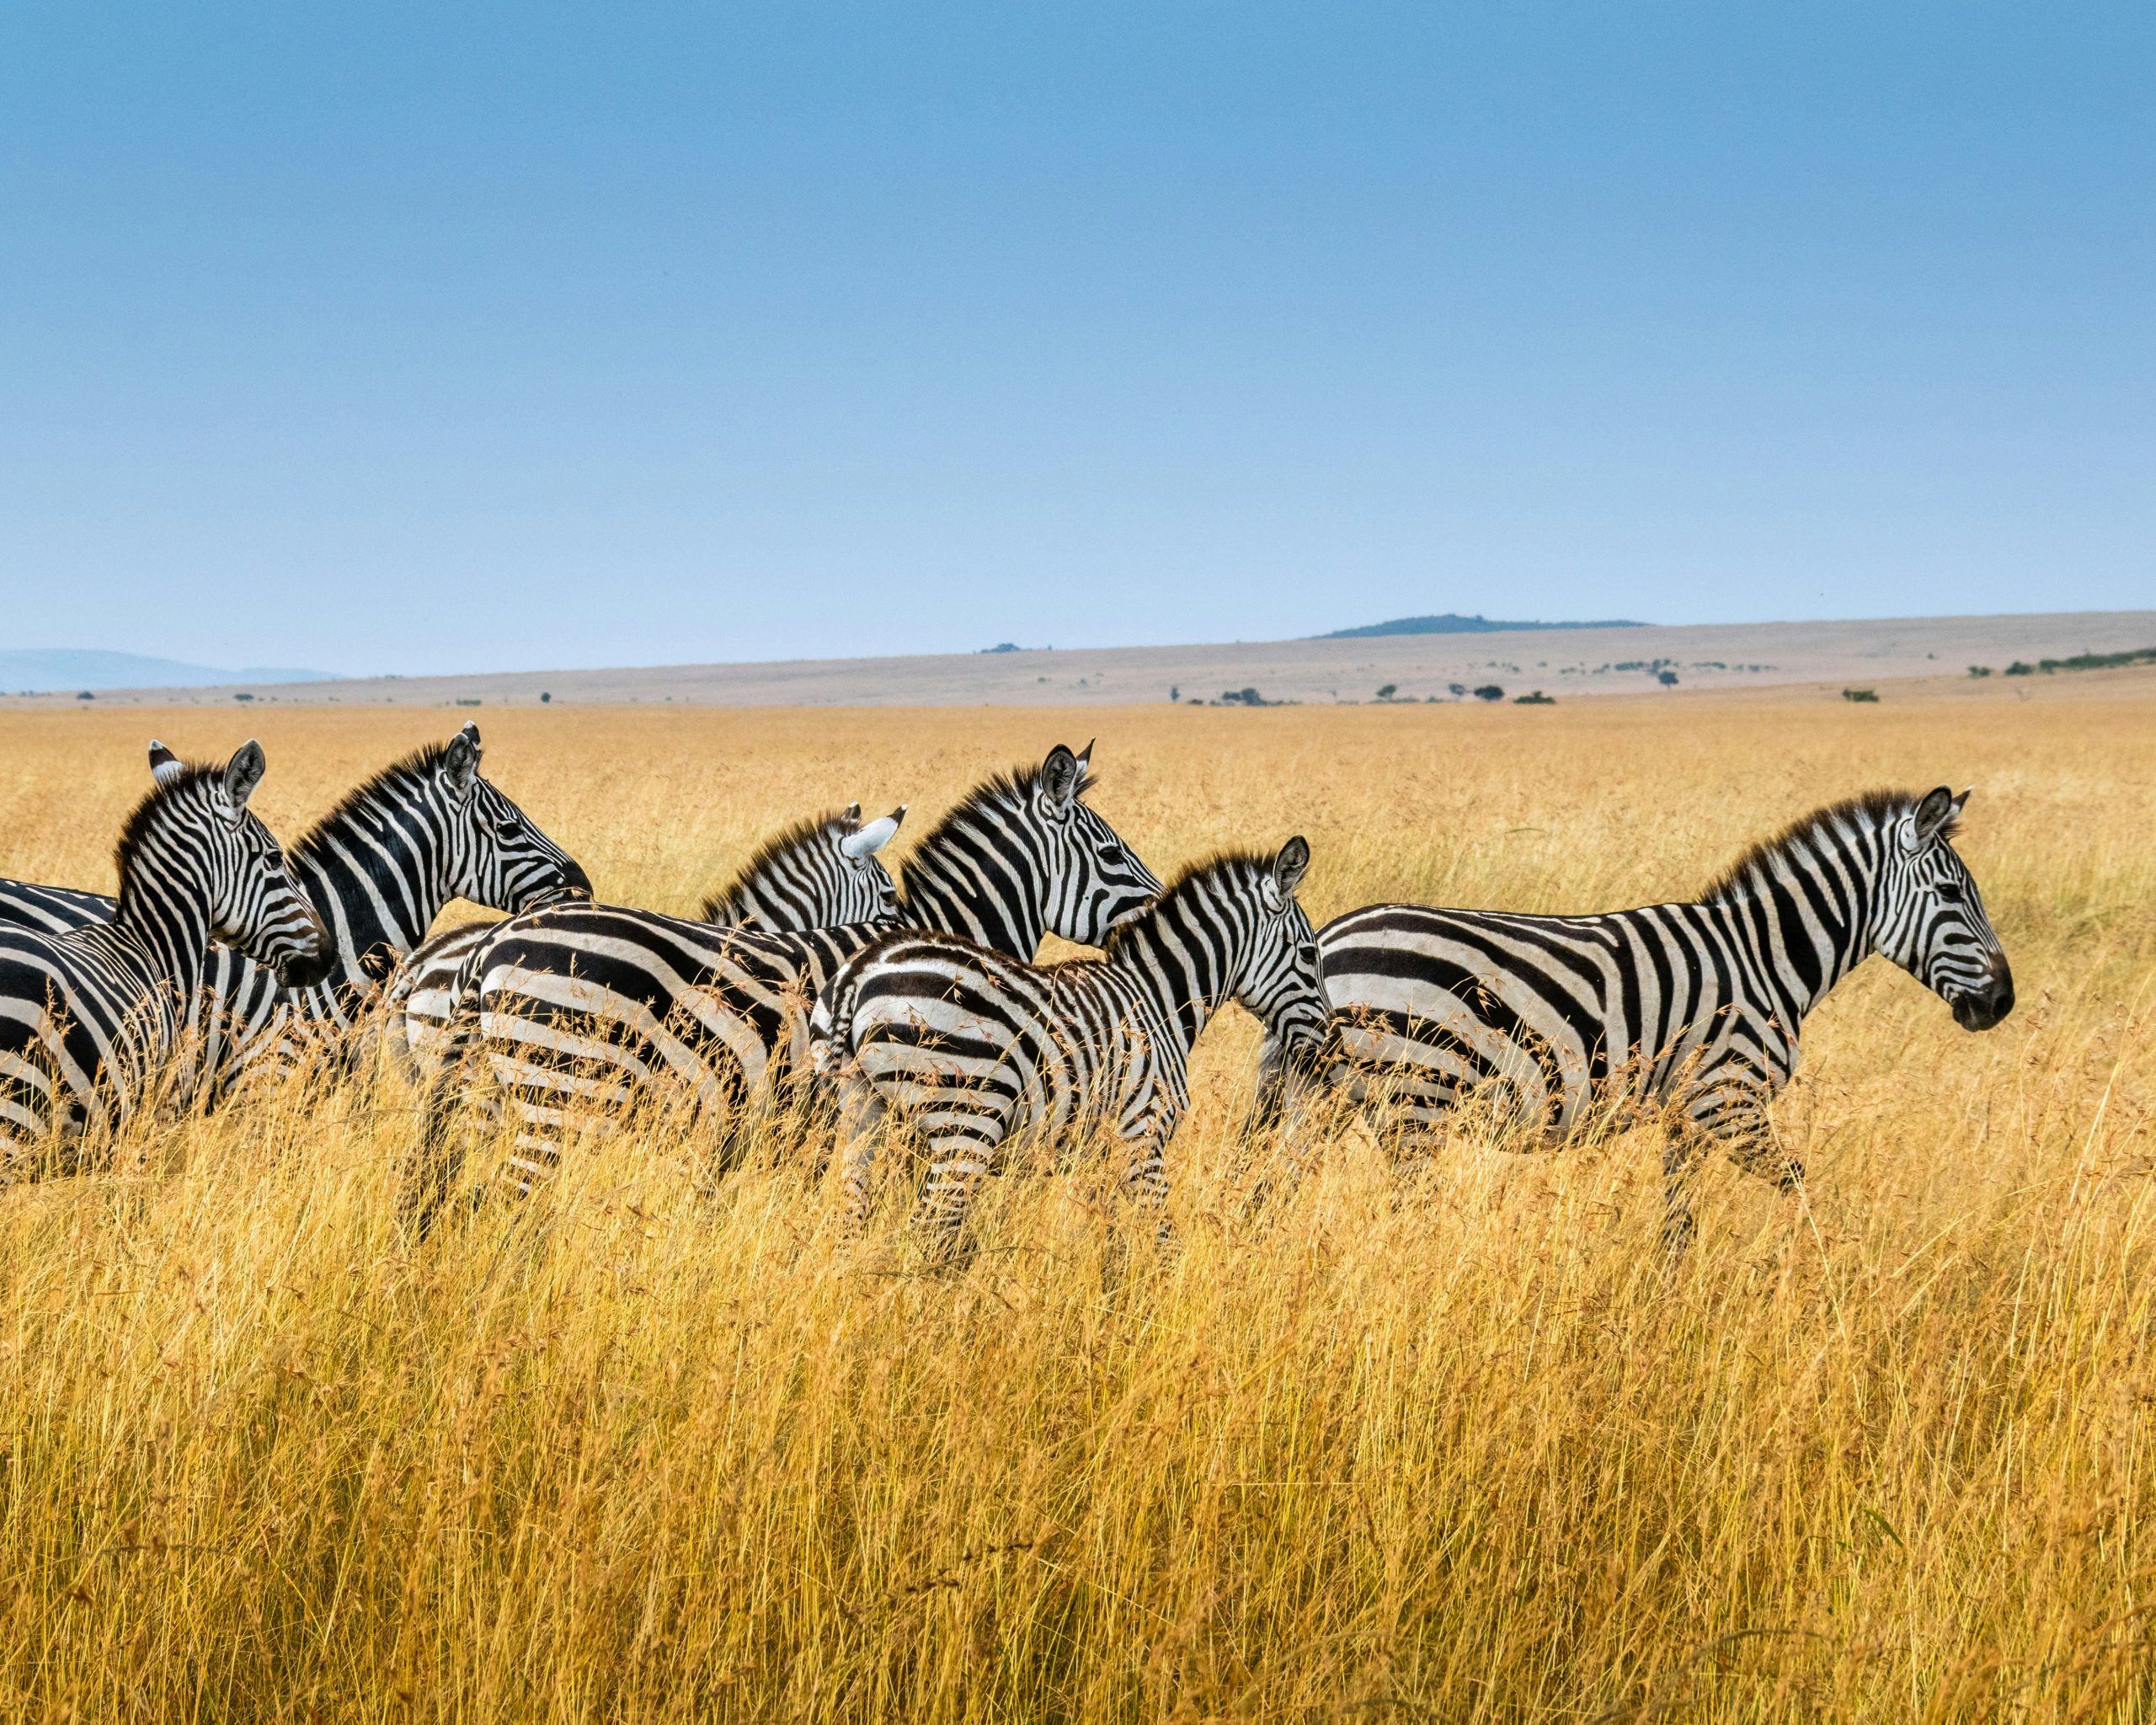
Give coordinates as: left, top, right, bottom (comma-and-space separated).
843, 801, 861, 824
440, 729, 481, 798
1039, 745, 1082, 811
147, 741, 185, 788
221, 740, 266, 814
842, 807, 905, 859
459, 720, 483, 755
1273, 836, 1311, 899
1908, 786, 1956, 849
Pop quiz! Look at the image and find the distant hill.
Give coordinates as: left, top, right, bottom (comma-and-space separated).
1318, 613, 1645, 639
0, 650, 339, 694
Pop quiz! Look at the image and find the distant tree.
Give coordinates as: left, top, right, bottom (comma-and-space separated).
1842, 687, 1880, 703
1169, 686, 1179, 702
1514, 691, 1555, 705
76, 690, 94, 701
1967, 666, 1992, 679
540, 691, 552, 702
1472, 685, 1505, 702
1447, 682, 1467, 697
2004, 661, 2035, 676
233, 692, 254, 702
1375, 683, 1397, 700
1657, 670, 1679, 686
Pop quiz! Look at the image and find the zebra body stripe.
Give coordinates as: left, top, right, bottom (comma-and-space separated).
383, 801, 904, 1078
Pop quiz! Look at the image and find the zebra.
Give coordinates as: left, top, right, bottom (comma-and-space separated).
1265, 786, 2015, 1247
412, 742, 1164, 1226
0, 741, 331, 1176
818, 839, 1325, 1252
0, 724, 590, 1100
380, 801, 906, 1078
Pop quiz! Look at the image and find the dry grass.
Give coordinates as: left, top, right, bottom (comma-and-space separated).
1, 690, 2152, 1722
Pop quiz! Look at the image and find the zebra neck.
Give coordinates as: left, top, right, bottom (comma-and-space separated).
291, 798, 448, 985
897, 815, 1046, 957
113, 841, 216, 1001
1702, 840, 1881, 1026
1108, 907, 1230, 1055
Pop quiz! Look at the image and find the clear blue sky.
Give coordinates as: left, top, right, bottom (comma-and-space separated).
4, 3, 2150, 676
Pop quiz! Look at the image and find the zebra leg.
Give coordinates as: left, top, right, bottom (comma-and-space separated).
835, 1065, 891, 1231
910, 1118, 1006, 1264
406, 1004, 486, 1240
1118, 1114, 1177, 1249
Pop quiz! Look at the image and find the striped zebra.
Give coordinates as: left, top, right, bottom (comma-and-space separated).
0, 724, 590, 1100
412, 742, 1163, 1226
0, 742, 331, 1176
1269, 787, 2015, 1246
381, 801, 906, 1077
817, 840, 1325, 1252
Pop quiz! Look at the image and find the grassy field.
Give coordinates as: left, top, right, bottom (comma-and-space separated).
0, 687, 2151, 1722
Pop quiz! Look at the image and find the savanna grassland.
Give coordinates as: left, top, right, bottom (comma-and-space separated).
0, 685, 2151, 1722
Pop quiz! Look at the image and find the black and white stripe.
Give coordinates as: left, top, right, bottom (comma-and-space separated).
0, 724, 590, 1100
822, 840, 1324, 1250
1279, 787, 2015, 1243
0, 743, 330, 1176
412, 743, 1163, 1226
382, 802, 905, 1076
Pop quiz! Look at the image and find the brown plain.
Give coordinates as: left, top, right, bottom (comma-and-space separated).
0, 679, 2150, 1720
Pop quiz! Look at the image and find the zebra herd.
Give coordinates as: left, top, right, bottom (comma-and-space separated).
0, 728, 2015, 1251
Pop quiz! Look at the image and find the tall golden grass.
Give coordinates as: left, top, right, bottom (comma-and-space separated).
0, 687, 2151, 1721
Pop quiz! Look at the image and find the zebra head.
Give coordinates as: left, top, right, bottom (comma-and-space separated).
1874, 787, 2013, 1032
1033, 740, 1165, 945
144, 741, 334, 988
702, 802, 907, 930
434, 724, 592, 912
1230, 837, 1329, 1055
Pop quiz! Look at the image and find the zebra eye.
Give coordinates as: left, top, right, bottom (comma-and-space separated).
1936, 880, 1965, 905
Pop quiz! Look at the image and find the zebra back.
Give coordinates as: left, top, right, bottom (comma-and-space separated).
385, 798, 906, 1077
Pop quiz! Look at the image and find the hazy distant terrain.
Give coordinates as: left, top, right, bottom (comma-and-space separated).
1, 649, 335, 693
12, 611, 2153, 709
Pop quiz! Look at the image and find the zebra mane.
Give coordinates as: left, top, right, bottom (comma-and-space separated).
896, 758, 1099, 902
1701, 788, 1956, 905
1102, 848, 1266, 956
113, 761, 226, 882
287, 739, 465, 869
698, 807, 859, 922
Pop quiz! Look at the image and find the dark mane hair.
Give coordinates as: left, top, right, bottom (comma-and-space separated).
896, 756, 1097, 904
112, 761, 224, 886
1701, 788, 1954, 904
698, 807, 857, 921
1102, 847, 1267, 957
288, 738, 462, 868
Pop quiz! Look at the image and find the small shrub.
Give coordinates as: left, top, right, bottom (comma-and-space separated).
1514, 691, 1555, 705
1842, 687, 1880, 703
1968, 666, 1993, 678
2005, 662, 2034, 676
